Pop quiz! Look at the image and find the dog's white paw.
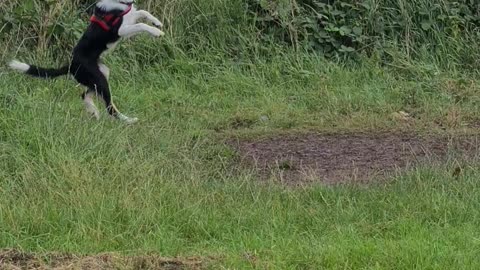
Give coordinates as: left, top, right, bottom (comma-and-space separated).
153, 20, 163, 28
117, 113, 138, 124
124, 117, 138, 124
151, 28, 165, 37
88, 109, 100, 120
84, 98, 100, 120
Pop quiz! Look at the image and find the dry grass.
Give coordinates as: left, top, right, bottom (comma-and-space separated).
0, 249, 205, 270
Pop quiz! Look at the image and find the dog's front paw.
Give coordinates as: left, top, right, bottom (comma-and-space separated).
151, 28, 165, 37
153, 20, 163, 28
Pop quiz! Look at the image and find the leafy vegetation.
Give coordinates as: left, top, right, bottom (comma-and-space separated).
1, 0, 480, 68
250, 0, 479, 62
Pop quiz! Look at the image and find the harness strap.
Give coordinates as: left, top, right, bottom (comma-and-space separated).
119, 5, 132, 16
90, 4, 132, 31
90, 16, 111, 31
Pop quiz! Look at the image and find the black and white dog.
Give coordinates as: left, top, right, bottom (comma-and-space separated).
8, 0, 164, 124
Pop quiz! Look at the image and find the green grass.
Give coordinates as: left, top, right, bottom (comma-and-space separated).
1, 52, 480, 269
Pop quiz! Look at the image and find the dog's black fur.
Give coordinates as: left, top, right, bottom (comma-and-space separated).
9, 0, 163, 123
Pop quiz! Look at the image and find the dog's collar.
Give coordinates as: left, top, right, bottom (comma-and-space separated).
90, 4, 133, 32
119, 4, 132, 16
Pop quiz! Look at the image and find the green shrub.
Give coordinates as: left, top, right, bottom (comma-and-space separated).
249, 0, 480, 64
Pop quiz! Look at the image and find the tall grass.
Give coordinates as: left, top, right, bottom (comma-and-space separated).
1, 0, 479, 69
0, 0, 255, 64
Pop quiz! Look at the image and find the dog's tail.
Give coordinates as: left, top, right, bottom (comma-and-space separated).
8, 60, 69, 79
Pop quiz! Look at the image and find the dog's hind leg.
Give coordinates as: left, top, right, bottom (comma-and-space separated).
82, 90, 100, 120
93, 76, 138, 124
74, 63, 137, 124
98, 63, 110, 80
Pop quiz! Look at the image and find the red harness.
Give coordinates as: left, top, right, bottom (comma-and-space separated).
90, 5, 132, 32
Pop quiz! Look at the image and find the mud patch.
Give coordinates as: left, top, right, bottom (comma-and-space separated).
0, 249, 204, 270
231, 132, 480, 185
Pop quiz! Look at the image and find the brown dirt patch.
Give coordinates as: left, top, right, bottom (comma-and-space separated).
230, 132, 480, 185
0, 249, 204, 270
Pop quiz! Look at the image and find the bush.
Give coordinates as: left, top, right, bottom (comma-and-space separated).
249, 0, 480, 63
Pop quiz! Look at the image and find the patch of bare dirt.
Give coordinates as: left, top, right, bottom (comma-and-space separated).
0, 249, 204, 270
231, 132, 480, 185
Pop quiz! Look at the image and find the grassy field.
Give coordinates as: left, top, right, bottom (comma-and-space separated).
1, 46, 480, 269
1, 1, 480, 266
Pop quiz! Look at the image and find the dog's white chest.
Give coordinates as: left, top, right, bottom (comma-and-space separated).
104, 6, 136, 54
121, 6, 137, 26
